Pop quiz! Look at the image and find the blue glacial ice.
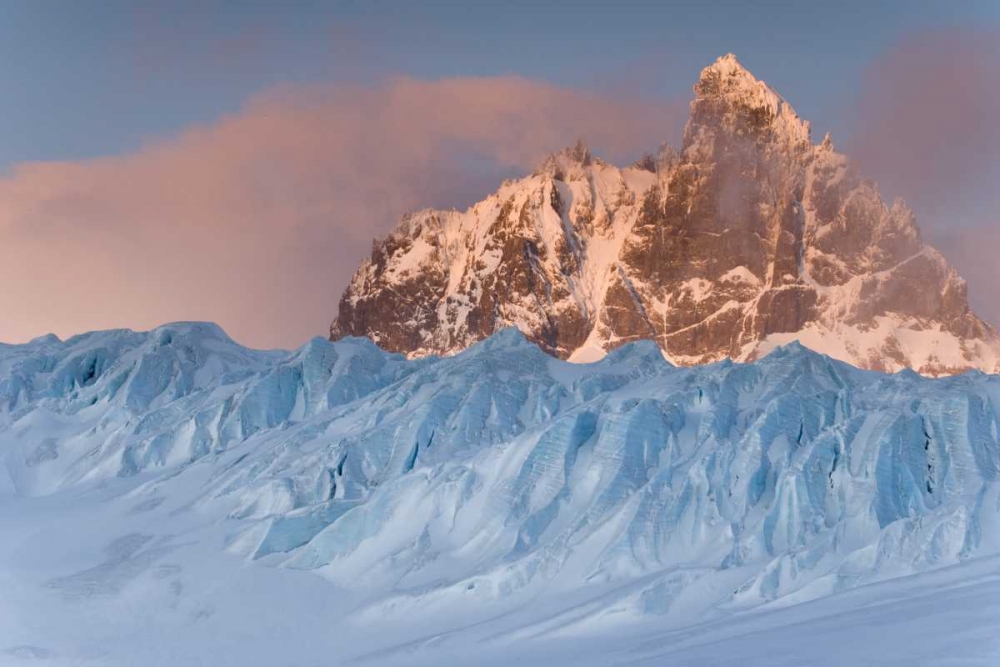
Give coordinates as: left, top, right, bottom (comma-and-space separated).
2, 323, 1000, 621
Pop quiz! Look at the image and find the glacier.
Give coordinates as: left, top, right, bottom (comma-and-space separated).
2, 322, 1000, 665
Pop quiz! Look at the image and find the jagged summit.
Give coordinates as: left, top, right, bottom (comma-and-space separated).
532, 139, 599, 179
711, 52, 743, 67
688, 53, 811, 154
330, 55, 1000, 375
695, 53, 769, 102
697, 53, 777, 100
695, 53, 791, 113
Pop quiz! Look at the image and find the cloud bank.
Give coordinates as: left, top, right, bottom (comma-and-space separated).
0, 77, 682, 348
847, 28, 1000, 327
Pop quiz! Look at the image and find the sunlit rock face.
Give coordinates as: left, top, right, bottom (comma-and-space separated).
330, 54, 1000, 375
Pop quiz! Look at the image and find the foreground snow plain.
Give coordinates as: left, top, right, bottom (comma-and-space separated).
2, 323, 1000, 665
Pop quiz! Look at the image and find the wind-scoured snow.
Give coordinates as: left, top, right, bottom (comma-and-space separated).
2, 322, 1000, 664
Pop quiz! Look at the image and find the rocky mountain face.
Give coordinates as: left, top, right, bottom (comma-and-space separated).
330, 54, 1000, 375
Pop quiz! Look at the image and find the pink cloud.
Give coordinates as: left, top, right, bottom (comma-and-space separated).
847, 28, 1000, 328
0, 76, 683, 348
848, 29, 1000, 214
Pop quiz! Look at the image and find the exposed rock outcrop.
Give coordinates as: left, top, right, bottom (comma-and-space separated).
331, 55, 1000, 375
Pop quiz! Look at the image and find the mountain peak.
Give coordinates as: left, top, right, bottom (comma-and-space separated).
533, 139, 595, 179
563, 138, 592, 165
330, 57, 1000, 376
703, 53, 750, 77
695, 53, 765, 97
689, 53, 811, 151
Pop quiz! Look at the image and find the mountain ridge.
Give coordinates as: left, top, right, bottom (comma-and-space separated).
330, 54, 1000, 375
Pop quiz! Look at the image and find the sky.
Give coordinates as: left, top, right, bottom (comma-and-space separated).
1, 1, 999, 348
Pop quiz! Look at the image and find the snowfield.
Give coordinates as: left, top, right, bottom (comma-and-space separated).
2, 322, 1000, 665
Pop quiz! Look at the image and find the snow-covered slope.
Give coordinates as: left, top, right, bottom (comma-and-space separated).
331, 54, 1000, 375
3, 323, 1000, 663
